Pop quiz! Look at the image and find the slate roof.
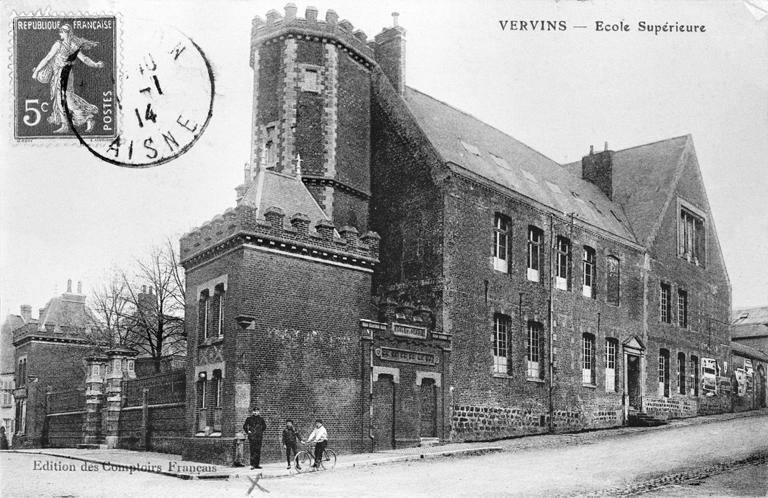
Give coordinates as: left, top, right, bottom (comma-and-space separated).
732, 306, 768, 339
403, 88, 636, 242
563, 135, 691, 248
731, 341, 768, 362
238, 169, 329, 228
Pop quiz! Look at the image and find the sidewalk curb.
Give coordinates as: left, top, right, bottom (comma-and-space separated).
7, 446, 504, 480
8, 409, 766, 481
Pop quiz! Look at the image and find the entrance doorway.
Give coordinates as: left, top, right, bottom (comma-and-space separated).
372, 375, 395, 450
419, 379, 437, 438
627, 354, 641, 409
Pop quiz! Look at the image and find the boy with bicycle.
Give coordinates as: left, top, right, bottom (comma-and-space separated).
302, 418, 328, 468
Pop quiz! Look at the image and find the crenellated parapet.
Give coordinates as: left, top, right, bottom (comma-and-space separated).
250, 4, 375, 69
180, 204, 380, 270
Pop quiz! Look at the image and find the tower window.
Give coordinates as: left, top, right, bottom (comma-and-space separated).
301, 67, 321, 92
264, 126, 277, 170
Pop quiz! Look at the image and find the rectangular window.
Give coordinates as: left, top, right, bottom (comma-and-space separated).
606, 256, 620, 305
526, 321, 544, 379
660, 283, 672, 323
582, 246, 596, 298
582, 334, 596, 385
527, 226, 542, 282
677, 352, 686, 395
493, 314, 510, 375
658, 349, 670, 397
556, 236, 571, 290
605, 339, 618, 392
493, 214, 510, 273
301, 67, 320, 92
679, 207, 705, 266
215, 284, 225, 337
678, 290, 688, 329
199, 291, 210, 342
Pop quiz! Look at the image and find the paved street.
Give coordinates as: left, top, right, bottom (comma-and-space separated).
1, 412, 767, 497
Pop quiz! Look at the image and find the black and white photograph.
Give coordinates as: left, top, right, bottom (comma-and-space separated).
0, 0, 766, 496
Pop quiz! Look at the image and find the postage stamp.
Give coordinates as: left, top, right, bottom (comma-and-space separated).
13, 15, 117, 140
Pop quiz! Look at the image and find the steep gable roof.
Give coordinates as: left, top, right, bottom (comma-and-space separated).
238, 168, 329, 228
563, 135, 691, 248
403, 88, 636, 242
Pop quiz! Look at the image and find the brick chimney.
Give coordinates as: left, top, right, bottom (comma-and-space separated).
20, 305, 32, 322
581, 143, 614, 200
374, 12, 406, 95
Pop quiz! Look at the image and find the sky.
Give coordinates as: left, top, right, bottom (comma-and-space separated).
1, 0, 767, 318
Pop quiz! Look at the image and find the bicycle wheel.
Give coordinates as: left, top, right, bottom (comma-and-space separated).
320, 448, 336, 470
294, 451, 313, 473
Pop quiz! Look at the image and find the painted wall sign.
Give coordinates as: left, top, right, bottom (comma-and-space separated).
375, 347, 438, 366
392, 323, 428, 340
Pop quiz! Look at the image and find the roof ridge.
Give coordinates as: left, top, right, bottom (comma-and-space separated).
405, 86, 561, 167
612, 134, 691, 154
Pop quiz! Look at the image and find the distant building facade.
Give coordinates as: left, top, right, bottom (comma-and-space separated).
10, 280, 103, 447
732, 306, 768, 355
179, 6, 734, 464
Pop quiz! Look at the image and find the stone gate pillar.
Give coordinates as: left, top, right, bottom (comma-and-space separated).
83, 354, 107, 446
102, 347, 138, 449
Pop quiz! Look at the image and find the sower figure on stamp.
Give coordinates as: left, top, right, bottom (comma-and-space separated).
243, 407, 267, 469
282, 419, 302, 470
31, 24, 104, 134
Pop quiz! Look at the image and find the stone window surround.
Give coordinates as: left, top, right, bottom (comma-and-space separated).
197, 275, 228, 301
415, 371, 442, 387
372, 366, 400, 384
298, 63, 324, 92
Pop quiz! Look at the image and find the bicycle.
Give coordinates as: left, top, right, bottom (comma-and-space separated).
293, 442, 336, 472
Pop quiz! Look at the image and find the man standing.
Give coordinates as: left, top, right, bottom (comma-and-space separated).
281, 419, 301, 470
243, 407, 267, 469
303, 419, 328, 469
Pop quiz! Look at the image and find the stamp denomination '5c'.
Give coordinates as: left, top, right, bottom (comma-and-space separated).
13, 16, 117, 140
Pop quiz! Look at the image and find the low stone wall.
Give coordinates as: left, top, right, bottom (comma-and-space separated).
45, 411, 85, 448
643, 396, 698, 420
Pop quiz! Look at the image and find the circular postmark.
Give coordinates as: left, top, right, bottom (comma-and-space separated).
63, 24, 214, 168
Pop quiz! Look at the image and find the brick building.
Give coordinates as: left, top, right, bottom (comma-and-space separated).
10, 280, 104, 447
179, 5, 733, 464
732, 306, 768, 355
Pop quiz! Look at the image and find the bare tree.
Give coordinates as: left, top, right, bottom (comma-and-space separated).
90, 272, 137, 348
122, 241, 186, 373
